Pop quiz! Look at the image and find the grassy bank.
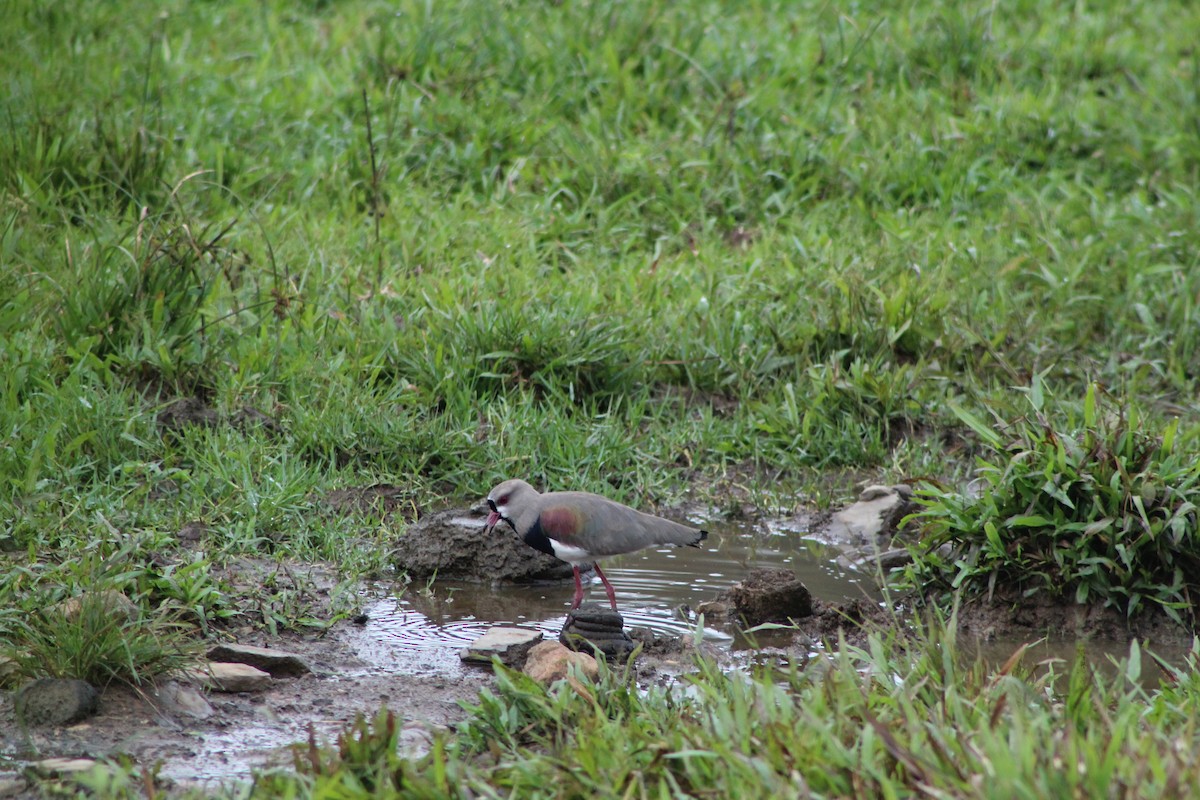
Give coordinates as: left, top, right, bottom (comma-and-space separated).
4, 0, 1200, 795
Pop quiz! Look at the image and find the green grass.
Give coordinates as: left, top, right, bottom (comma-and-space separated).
5, 0, 1200, 794
904, 382, 1200, 625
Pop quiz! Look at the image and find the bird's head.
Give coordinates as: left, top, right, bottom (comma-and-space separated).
483, 478, 535, 534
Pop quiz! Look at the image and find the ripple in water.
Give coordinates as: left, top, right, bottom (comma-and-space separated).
346, 517, 873, 675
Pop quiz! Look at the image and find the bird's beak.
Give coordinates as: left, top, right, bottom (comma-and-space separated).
483, 509, 501, 534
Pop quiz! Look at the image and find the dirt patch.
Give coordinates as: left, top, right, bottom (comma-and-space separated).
5, 486, 1195, 793
0, 628, 489, 792
323, 484, 420, 522
949, 588, 1196, 648
156, 396, 220, 431
155, 397, 281, 436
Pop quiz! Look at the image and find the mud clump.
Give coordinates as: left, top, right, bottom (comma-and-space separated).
392, 508, 576, 583
718, 567, 814, 627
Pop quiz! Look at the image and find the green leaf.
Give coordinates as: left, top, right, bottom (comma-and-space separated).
1006, 515, 1053, 528
948, 403, 1002, 448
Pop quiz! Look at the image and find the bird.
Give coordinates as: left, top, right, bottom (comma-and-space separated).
482, 478, 708, 611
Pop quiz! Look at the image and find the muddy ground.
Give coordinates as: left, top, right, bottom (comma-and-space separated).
0, 613, 491, 794
1, 485, 1194, 796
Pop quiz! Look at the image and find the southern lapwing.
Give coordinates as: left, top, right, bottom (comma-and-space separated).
482, 478, 708, 610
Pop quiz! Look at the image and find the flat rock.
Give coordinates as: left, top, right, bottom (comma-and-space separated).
187, 662, 272, 693
523, 641, 599, 685
157, 680, 215, 719
15, 678, 99, 727
27, 758, 98, 776
560, 604, 635, 660
51, 591, 139, 623
724, 568, 814, 627
205, 644, 311, 677
392, 508, 578, 584
460, 627, 543, 667
827, 484, 915, 545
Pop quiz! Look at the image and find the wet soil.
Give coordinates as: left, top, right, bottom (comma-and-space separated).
2, 474, 1195, 794
950, 586, 1196, 648
0, 627, 489, 793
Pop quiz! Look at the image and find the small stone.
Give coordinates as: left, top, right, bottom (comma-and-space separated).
398, 722, 438, 759
460, 627, 543, 667
15, 678, 99, 727
523, 642, 599, 685
694, 600, 732, 622
187, 662, 272, 692
157, 681, 215, 719
52, 591, 139, 623
206, 644, 311, 677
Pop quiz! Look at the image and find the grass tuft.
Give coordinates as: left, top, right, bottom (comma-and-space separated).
904, 382, 1200, 624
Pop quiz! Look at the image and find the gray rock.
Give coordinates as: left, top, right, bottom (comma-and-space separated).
724, 568, 813, 626
841, 546, 915, 575
392, 508, 577, 584
560, 604, 635, 660
873, 547, 914, 572
827, 484, 915, 545
460, 627, 544, 667
187, 662, 273, 692
14, 679, 99, 727
157, 680, 215, 719
205, 644, 311, 677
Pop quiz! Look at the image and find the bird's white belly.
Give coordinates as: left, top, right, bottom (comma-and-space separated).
548, 539, 592, 565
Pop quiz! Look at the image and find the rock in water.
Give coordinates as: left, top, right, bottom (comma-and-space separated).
560, 604, 635, 660
460, 627, 543, 667
15, 678, 99, 727
827, 484, 915, 545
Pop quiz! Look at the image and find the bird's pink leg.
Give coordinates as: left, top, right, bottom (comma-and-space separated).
570, 565, 585, 610
592, 563, 618, 611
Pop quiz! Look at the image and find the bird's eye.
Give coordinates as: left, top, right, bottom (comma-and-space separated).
498, 494, 510, 506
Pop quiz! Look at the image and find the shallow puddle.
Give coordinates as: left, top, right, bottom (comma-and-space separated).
345, 516, 877, 676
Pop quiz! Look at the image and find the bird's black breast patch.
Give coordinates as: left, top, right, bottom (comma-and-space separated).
523, 519, 557, 557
